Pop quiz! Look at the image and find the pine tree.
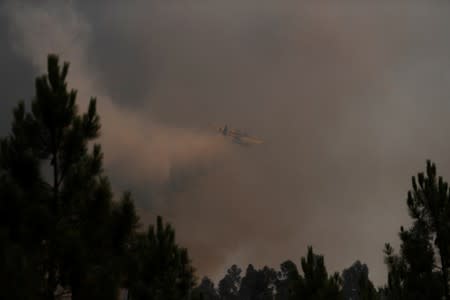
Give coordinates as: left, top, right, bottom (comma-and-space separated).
238, 264, 277, 300
0, 54, 139, 299
218, 265, 242, 300
342, 261, 377, 300
275, 260, 300, 300
298, 247, 343, 300
127, 215, 196, 300
383, 160, 448, 299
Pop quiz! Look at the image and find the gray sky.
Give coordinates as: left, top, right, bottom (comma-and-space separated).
2, 0, 450, 286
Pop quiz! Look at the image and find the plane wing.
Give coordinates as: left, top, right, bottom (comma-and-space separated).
236, 135, 264, 144
209, 123, 264, 145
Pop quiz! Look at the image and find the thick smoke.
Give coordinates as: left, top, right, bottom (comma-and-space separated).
3, 0, 450, 286
4, 1, 228, 184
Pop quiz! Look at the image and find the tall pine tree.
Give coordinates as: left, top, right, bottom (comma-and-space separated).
0, 54, 139, 299
384, 160, 449, 300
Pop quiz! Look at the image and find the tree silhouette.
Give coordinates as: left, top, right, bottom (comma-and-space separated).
127, 215, 196, 300
0, 54, 139, 299
342, 261, 377, 300
238, 264, 277, 300
383, 160, 448, 299
219, 265, 242, 300
192, 277, 220, 300
298, 246, 342, 300
275, 260, 300, 300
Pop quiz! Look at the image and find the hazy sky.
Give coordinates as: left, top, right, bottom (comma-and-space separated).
2, 0, 450, 286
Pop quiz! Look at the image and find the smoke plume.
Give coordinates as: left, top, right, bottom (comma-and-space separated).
3, 0, 450, 286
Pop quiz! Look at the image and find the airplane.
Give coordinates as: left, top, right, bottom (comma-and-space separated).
210, 124, 264, 146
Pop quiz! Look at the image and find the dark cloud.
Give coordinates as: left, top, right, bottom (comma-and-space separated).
0, 4, 35, 133
3, 0, 450, 286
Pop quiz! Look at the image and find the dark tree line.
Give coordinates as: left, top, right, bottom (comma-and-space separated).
2, 54, 450, 300
192, 248, 378, 300
194, 162, 450, 300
